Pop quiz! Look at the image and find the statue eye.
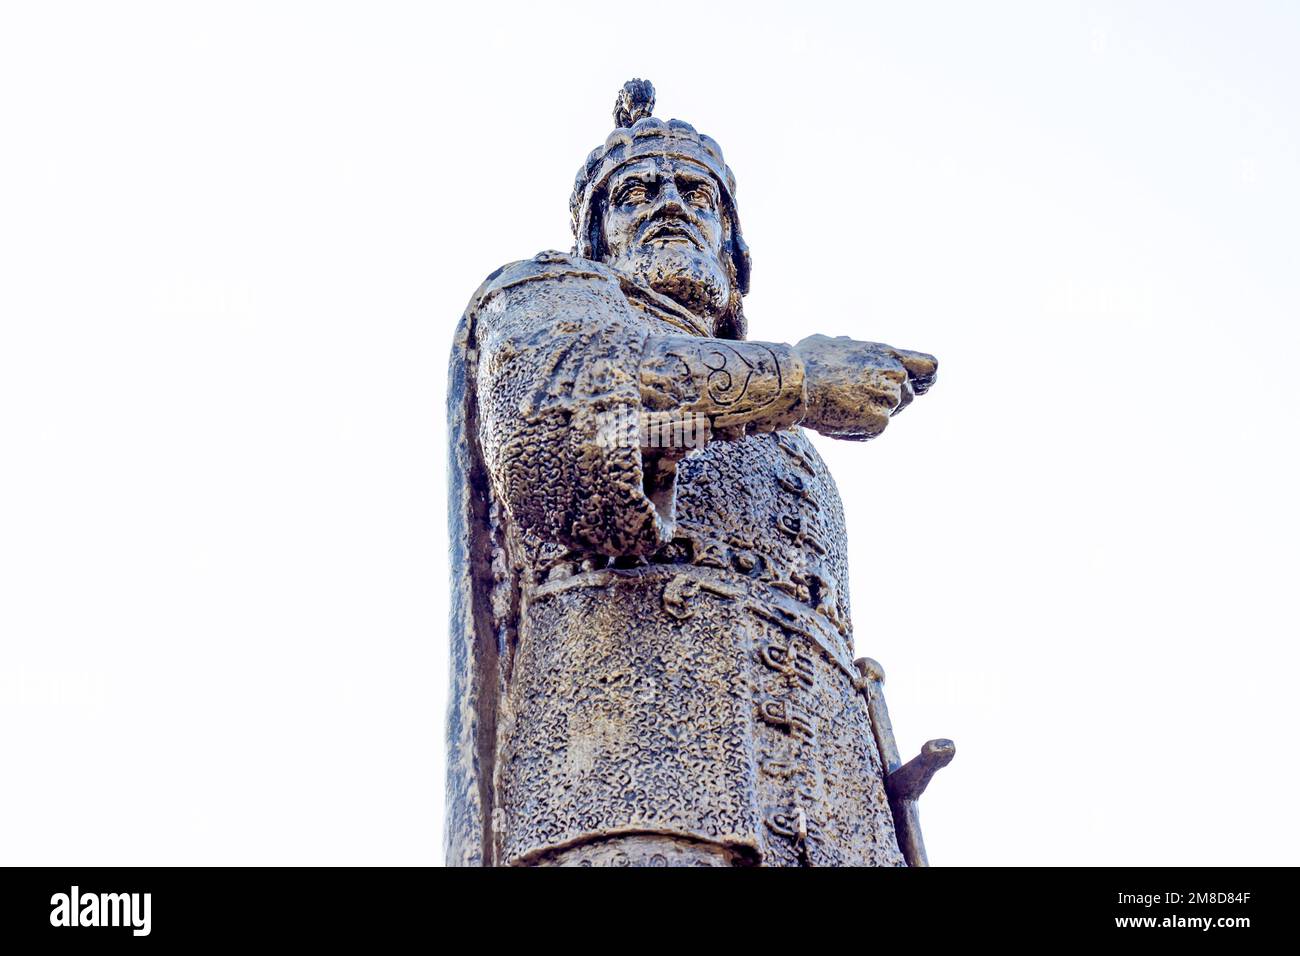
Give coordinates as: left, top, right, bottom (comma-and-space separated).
616, 182, 651, 205
685, 185, 716, 210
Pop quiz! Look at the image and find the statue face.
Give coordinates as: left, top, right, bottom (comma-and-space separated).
600, 156, 733, 320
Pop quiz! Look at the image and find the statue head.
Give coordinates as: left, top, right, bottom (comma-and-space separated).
570, 79, 751, 339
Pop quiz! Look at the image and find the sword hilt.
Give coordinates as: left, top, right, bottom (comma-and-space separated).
889, 738, 956, 802
855, 657, 955, 867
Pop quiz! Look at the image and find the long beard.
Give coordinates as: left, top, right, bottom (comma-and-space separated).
617, 245, 732, 323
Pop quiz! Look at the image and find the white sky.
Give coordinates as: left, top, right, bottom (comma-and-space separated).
1, 1, 1297, 865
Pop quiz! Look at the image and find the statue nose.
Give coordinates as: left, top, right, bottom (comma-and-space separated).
653, 182, 686, 215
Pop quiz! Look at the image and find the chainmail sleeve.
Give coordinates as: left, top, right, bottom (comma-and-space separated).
471, 254, 674, 557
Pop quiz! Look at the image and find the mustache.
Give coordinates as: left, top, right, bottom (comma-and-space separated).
636, 214, 704, 250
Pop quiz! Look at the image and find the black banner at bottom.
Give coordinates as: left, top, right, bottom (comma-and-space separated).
0, 866, 1287, 946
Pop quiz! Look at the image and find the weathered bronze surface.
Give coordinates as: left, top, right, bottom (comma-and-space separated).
446, 80, 952, 867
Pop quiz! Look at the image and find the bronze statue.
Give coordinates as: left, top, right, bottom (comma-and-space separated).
447, 79, 952, 866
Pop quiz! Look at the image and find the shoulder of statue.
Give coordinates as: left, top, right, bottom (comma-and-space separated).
462, 251, 711, 338
465, 251, 625, 313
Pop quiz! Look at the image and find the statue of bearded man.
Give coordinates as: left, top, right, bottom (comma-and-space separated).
446, 80, 949, 867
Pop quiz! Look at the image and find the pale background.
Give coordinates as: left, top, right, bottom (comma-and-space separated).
2, 1, 1296, 866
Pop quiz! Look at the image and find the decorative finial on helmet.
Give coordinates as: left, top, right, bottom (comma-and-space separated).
613, 78, 655, 128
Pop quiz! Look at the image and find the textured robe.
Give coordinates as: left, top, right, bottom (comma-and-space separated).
446, 251, 904, 866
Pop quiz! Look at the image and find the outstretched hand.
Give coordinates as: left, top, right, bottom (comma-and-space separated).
795, 334, 938, 441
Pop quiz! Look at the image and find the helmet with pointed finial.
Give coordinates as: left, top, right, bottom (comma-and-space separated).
569, 79, 751, 336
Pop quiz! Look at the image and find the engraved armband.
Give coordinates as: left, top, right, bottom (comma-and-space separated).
639, 335, 807, 442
